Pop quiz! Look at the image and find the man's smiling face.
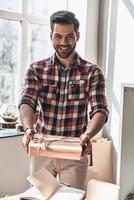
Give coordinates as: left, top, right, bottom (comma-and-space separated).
50, 23, 79, 59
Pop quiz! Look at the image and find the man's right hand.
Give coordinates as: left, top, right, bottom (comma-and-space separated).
22, 128, 35, 152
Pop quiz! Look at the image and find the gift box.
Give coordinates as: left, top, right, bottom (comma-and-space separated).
28, 134, 83, 160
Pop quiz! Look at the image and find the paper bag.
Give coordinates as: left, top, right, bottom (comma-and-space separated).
86, 138, 113, 185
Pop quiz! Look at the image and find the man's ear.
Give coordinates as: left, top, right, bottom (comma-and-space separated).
77, 32, 80, 41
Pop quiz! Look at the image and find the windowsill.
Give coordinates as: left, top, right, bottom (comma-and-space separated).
0, 129, 24, 138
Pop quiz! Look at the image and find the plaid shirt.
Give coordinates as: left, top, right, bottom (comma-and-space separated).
19, 53, 109, 137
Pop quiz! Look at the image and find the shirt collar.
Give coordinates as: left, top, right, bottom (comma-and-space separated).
51, 53, 82, 70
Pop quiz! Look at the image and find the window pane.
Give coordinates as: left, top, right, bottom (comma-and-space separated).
28, 23, 53, 64
28, 0, 49, 16
0, 19, 20, 105
28, 0, 67, 16
0, 0, 22, 13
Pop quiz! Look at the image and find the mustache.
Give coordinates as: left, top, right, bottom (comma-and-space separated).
58, 45, 71, 48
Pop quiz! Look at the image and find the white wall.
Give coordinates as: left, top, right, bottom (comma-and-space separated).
68, 0, 99, 63
97, 0, 134, 198
0, 135, 30, 197
84, 0, 99, 63
106, 0, 134, 181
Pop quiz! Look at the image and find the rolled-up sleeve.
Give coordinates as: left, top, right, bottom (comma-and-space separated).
89, 68, 109, 121
18, 64, 39, 111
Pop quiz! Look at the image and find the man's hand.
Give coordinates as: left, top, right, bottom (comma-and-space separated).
80, 133, 92, 155
22, 128, 35, 153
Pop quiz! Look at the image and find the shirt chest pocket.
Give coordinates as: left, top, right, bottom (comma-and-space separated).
68, 80, 86, 100
40, 80, 57, 100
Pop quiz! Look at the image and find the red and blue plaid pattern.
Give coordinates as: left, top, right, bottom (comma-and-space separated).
19, 53, 109, 137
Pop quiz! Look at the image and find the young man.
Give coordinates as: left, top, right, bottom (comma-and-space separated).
19, 10, 109, 189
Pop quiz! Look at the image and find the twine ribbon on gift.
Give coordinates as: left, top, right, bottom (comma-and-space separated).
32, 133, 87, 156
33, 133, 67, 152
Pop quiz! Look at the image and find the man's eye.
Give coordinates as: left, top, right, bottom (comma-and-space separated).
67, 35, 75, 39
54, 35, 62, 39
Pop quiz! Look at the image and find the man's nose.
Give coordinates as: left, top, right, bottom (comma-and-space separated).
60, 37, 68, 44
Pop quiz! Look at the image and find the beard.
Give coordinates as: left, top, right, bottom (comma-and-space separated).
53, 44, 76, 59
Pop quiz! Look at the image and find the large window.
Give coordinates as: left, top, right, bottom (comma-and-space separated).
0, 0, 67, 106
0, 0, 87, 107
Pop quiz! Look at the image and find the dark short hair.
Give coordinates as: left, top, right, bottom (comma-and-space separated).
50, 10, 79, 32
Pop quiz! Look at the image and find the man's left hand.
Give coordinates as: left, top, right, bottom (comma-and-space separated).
80, 133, 92, 155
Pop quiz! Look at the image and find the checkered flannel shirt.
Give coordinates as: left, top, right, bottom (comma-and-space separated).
19, 53, 109, 137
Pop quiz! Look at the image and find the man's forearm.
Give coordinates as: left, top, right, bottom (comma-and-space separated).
19, 104, 35, 131
84, 112, 106, 139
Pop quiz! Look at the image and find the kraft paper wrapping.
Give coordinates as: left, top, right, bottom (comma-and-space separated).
86, 179, 119, 200
28, 134, 83, 160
